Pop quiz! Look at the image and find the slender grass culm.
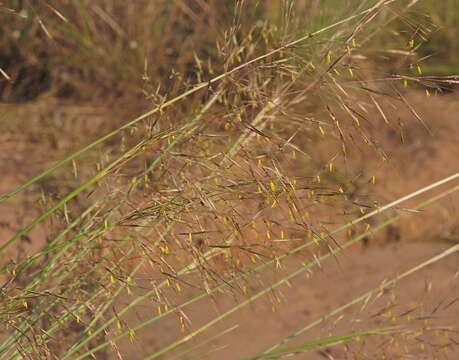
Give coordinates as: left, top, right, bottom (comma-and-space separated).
1, 1, 458, 359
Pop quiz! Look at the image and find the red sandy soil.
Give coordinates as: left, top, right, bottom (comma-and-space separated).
118, 241, 458, 359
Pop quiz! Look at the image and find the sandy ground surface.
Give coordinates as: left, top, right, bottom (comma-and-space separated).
1, 91, 459, 359
120, 241, 458, 359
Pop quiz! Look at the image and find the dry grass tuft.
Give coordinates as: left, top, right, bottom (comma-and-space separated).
0, 1, 458, 359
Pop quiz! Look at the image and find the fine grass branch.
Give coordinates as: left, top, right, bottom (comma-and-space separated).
0, 0, 409, 207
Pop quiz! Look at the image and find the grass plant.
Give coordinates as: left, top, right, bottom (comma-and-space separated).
1, 1, 458, 359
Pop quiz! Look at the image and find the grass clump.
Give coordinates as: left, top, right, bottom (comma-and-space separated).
0, 1, 458, 359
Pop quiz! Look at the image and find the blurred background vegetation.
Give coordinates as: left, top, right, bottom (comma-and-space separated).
1, 0, 457, 104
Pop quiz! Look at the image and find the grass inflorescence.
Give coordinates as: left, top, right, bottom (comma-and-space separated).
0, 1, 458, 359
